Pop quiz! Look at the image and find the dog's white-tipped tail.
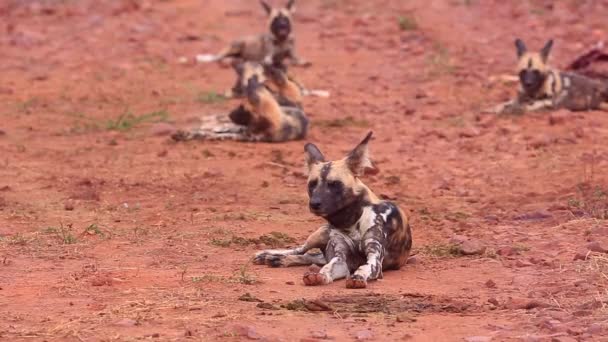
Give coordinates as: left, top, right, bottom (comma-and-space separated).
195, 54, 220, 63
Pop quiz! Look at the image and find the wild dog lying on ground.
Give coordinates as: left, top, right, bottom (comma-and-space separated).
196, 0, 309, 68
253, 132, 413, 288
495, 39, 608, 114
172, 68, 307, 143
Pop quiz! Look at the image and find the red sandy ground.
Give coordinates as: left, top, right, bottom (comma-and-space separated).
1, 0, 608, 341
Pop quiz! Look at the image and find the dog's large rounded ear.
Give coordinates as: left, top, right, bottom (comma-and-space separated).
346, 131, 374, 177
286, 0, 296, 13
260, 0, 272, 15
304, 143, 325, 171
515, 38, 527, 58
540, 39, 554, 62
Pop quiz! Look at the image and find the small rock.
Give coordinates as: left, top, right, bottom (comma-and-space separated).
487, 298, 499, 306
529, 135, 554, 149
548, 111, 569, 125
458, 239, 486, 255
0, 129, 5, 136
311, 331, 328, 339
505, 297, 546, 310
355, 330, 373, 340
464, 336, 492, 342
574, 249, 591, 261
64, 201, 75, 211
285, 281, 295, 285
115, 318, 138, 327
586, 323, 604, 334
150, 122, 177, 136
459, 125, 481, 138
91, 276, 113, 286
513, 210, 552, 220
551, 337, 577, 342
586, 241, 608, 253
515, 259, 533, 267
256, 302, 279, 310
538, 319, 563, 332
406, 256, 418, 265
396, 313, 417, 323
497, 247, 516, 256
233, 325, 261, 340
157, 150, 168, 157
449, 235, 468, 244
485, 279, 497, 288
238, 293, 263, 302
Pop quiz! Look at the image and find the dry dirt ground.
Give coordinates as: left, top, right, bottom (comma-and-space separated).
1, 0, 608, 341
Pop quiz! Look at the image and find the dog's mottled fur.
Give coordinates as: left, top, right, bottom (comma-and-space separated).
254, 132, 413, 288
203, 0, 307, 67
496, 39, 608, 114
172, 69, 307, 143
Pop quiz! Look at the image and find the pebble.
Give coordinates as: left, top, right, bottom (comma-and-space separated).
485, 279, 497, 288
515, 259, 533, 267
548, 110, 570, 125
458, 239, 487, 255
149, 122, 177, 136
355, 330, 373, 340
586, 241, 608, 253
464, 336, 492, 342
233, 325, 261, 340
505, 297, 546, 310
115, 318, 138, 327
311, 331, 328, 339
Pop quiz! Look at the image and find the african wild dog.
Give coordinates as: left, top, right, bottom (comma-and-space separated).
172, 68, 308, 143
495, 39, 608, 114
196, 0, 308, 68
229, 58, 304, 106
254, 132, 413, 288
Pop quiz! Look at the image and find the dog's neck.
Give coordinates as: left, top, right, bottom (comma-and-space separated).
324, 192, 369, 230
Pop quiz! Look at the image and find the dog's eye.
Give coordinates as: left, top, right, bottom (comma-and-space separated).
327, 181, 342, 191
308, 180, 318, 193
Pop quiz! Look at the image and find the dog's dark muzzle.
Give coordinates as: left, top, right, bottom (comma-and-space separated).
271, 16, 291, 39
519, 69, 544, 93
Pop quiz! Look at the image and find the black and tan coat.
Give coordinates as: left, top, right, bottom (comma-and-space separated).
172, 66, 307, 143
496, 39, 608, 114
198, 0, 308, 68
254, 132, 413, 288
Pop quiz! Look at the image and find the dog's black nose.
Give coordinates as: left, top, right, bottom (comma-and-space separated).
310, 201, 322, 211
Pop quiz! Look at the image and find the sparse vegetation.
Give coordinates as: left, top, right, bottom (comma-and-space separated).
197, 91, 227, 104
427, 43, 455, 76
106, 110, 169, 131
44, 224, 77, 245
419, 243, 462, 258
210, 231, 296, 248
191, 263, 258, 285
317, 116, 370, 128
568, 183, 608, 219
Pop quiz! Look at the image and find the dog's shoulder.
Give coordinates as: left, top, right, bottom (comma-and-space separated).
357, 201, 406, 232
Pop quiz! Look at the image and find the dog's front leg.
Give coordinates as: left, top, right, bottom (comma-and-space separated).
253, 225, 330, 267
303, 230, 357, 286
346, 226, 385, 289
524, 99, 553, 112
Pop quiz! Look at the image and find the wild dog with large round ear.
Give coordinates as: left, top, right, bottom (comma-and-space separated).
495, 38, 608, 114
254, 132, 413, 289
196, 0, 309, 68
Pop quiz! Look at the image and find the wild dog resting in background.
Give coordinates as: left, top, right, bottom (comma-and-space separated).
495, 39, 608, 114
254, 132, 413, 288
196, 0, 309, 68
172, 67, 307, 142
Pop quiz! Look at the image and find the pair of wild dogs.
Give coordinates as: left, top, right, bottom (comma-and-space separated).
173, 0, 309, 143
496, 39, 608, 114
